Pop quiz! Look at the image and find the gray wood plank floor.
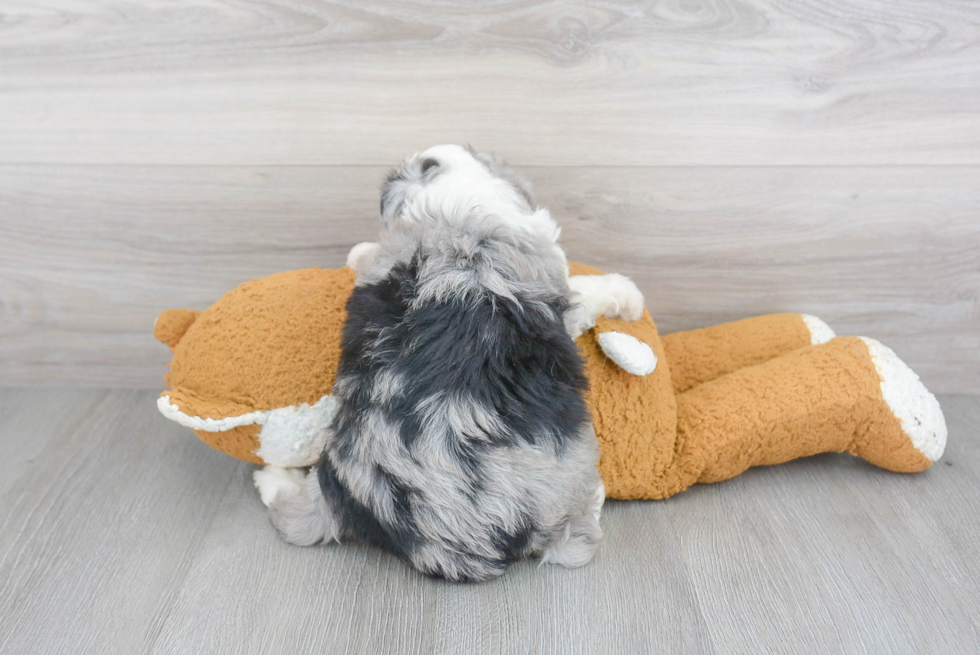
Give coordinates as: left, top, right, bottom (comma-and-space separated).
1, 388, 978, 653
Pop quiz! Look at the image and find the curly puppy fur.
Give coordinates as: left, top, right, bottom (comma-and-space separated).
269, 145, 604, 582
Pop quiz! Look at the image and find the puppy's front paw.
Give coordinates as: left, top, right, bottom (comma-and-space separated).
601, 273, 645, 322
253, 465, 306, 507
566, 273, 647, 338
346, 241, 381, 272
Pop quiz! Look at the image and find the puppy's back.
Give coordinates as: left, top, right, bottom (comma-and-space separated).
322, 256, 599, 581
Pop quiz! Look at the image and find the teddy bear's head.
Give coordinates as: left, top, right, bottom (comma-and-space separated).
155, 263, 676, 500
155, 267, 356, 466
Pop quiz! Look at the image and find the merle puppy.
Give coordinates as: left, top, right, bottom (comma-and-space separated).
264, 145, 644, 582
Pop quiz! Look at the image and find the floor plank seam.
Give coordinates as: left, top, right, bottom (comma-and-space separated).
138, 463, 242, 655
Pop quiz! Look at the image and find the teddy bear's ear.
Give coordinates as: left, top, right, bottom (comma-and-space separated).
154, 308, 201, 351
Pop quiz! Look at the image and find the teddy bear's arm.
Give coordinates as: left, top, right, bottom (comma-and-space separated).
589, 314, 663, 376
596, 331, 658, 376
565, 263, 658, 376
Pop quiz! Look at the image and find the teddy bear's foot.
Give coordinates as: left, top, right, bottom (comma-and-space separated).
253, 465, 307, 507
852, 337, 947, 468
801, 314, 835, 345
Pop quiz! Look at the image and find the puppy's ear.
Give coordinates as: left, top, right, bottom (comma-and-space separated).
381, 155, 442, 224
466, 145, 535, 207
380, 167, 411, 224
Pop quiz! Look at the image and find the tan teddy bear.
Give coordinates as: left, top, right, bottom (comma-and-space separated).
155, 263, 946, 501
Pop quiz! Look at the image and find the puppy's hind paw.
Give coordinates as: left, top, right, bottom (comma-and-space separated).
540, 482, 604, 569
253, 465, 306, 507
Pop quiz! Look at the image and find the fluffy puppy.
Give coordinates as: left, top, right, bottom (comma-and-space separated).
265, 145, 642, 582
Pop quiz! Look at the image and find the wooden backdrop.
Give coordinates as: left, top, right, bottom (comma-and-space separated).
1, 0, 978, 392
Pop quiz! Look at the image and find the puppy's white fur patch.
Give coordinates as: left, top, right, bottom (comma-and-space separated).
397, 145, 561, 245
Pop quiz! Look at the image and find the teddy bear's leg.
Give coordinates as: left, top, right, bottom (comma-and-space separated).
671, 337, 946, 492
662, 313, 836, 394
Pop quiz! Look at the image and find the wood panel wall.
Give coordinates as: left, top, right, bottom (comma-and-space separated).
1, 1, 978, 391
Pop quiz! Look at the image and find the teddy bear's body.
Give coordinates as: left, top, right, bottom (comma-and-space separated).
155, 264, 946, 500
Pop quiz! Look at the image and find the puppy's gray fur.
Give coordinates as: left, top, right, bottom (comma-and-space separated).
269, 145, 604, 582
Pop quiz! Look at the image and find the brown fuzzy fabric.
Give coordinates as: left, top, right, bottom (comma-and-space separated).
576, 311, 678, 499
678, 337, 932, 487
154, 308, 201, 351
567, 262, 931, 498
160, 266, 355, 422
193, 425, 264, 465
662, 313, 812, 394
568, 263, 679, 498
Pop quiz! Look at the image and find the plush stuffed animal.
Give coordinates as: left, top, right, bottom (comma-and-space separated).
155, 263, 947, 501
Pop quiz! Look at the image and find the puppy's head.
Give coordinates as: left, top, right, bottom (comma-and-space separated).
380, 145, 536, 227
378, 145, 566, 298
